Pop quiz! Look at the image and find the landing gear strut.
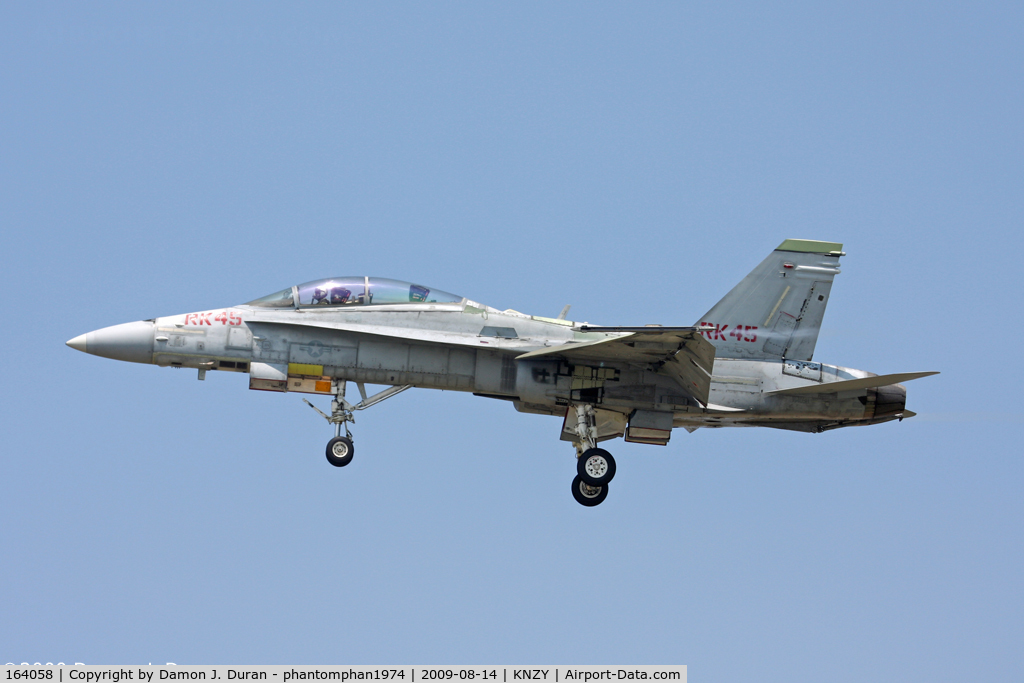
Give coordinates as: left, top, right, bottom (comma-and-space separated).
569, 403, 616, 506
304, 380, 412, 468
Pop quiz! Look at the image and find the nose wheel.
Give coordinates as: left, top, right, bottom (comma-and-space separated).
326, 436, 354, 467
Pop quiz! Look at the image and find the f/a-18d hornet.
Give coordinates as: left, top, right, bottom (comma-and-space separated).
68, 239, 937, 506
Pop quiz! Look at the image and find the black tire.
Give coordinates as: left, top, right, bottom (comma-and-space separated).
577, 447, 616, 487
325, 436, 354, 467
572, 474, 608, 507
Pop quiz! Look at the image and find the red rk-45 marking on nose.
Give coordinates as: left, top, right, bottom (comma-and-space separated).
184, 312, 212, 325
186, 311, 242, 326
214, 311, 242, 325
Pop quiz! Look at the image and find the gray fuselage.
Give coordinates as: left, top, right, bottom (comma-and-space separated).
73, 298, 907, 440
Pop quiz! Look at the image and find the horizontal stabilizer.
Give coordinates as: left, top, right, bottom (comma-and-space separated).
768, 371, 939, 396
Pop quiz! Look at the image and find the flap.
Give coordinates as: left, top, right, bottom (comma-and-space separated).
768, 371, 939, 396
517, 327, 716, 405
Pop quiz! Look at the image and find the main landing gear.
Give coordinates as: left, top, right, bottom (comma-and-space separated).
304, 380, 412, 468
569, 403, 617, 507
572, 474, 609, 507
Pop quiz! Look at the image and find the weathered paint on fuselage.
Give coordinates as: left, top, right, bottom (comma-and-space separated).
127, 297, 905, 437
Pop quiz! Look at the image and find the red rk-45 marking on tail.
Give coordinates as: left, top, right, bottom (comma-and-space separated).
700, 323, 757, 342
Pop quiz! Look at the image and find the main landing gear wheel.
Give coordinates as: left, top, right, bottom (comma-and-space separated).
325, 436, 354, 467
572, 474, 608, 507
577, 448, 616, 487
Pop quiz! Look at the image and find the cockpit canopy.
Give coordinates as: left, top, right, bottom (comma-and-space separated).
246, 277, 463, 309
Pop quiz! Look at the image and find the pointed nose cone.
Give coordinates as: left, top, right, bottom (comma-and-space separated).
66, 321, 156, 364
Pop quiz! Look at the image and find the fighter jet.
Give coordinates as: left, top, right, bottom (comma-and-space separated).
67, 239, 937, 506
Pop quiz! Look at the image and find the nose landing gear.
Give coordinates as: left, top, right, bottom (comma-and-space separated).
304, 380, 412, 468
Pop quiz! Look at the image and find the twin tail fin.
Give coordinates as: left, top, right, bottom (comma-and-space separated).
695, 239, 844, 361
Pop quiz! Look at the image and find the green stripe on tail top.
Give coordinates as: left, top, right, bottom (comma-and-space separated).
776, 239, 844, 255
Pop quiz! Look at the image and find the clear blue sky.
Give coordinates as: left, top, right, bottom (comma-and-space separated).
2, 2, 1021, 679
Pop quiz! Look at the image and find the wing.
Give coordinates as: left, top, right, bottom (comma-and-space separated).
517, 326, 716, 406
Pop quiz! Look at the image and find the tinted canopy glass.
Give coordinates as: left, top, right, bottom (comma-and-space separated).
295, 277, 462, 308
246, 287, 296, 308
297, 277, 367, 307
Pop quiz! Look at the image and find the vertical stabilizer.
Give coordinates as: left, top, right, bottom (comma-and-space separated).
695, 239, 844, 361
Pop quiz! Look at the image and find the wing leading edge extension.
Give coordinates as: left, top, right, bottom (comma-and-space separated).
516, 327, 716, 406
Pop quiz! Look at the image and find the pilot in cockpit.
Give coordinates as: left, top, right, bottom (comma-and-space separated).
311, 287, 330, 305
330, 287, 352, 304
312, 285, 353, 305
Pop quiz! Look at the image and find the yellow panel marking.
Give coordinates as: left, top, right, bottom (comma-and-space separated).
289, 363, 324, 376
